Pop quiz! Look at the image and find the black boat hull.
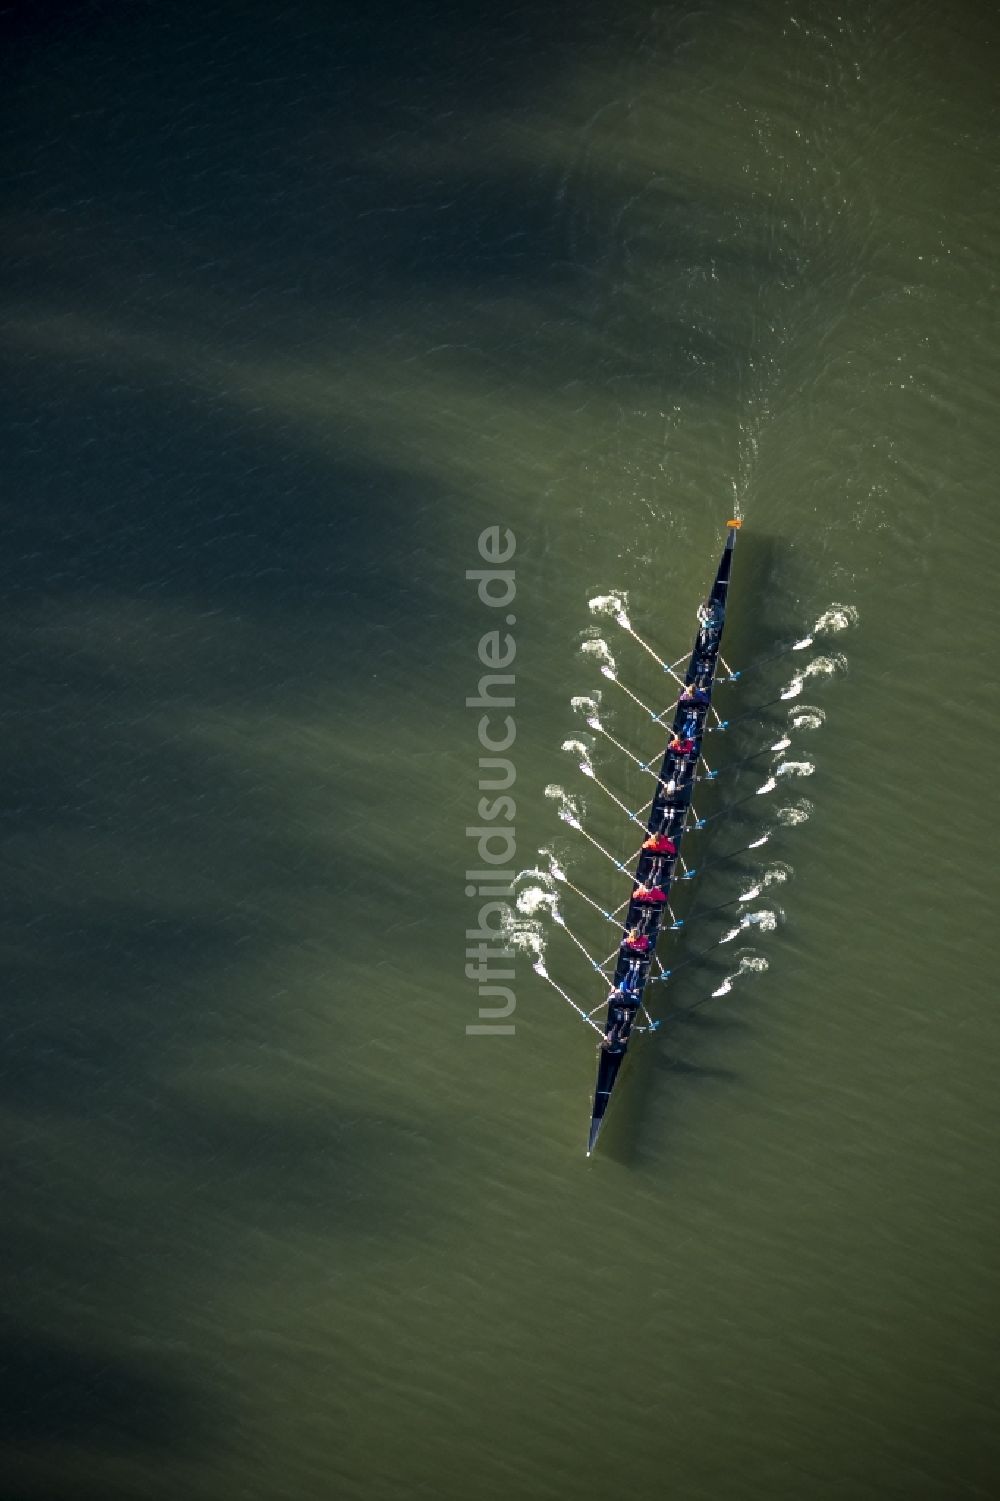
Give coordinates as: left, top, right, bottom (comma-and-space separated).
586, 522, 739, 1155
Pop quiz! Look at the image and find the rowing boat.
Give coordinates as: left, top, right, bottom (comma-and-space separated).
586, 520, 741, 1156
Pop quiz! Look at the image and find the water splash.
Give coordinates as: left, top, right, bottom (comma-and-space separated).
545, 784, 584, 830
756, 776, 777, 796
770, 736, 791, 753
744, 909, 778, 932
739, 865, 791, 905
804, 653, 848, 680
776, 799, 813, 826
501, 908, 547, 959
538, 847, 567, 883
776, 760, 815, 777
747, 833, 770, 849
588, 590, 630, 630
712, 952, 770, 997
580, 638, 616, 674
790, 704, 825, 730
781, 654, 846, 700
571, 693, 601, 717
516, 886, 559, 919
564, 738, 596, 780
814, 603, 859, 634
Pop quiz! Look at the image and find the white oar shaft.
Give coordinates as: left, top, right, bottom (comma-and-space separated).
534, 968, 605, 1034
570, 822, 630, 874
590, 720, 648, 769
556, 873, 615, 923
584, 768, 647, 828
604, 671, 661, 720
557, 917, 613, 978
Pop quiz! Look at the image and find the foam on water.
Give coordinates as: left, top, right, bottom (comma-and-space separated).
545, 785, 584, 829
711, 953, 770, 998
776, 799, 813, 826
587, 590, 629, 621
776, 760, 815, 777
538, 847, 567, 883
804, 652, 848, 679
814, 602, 859, 634
790, 704, 826, 730
571, 694, 601, 717
781, 652, 846, 702
580, 637, 615, 672
515, 886, 558, 920
502, 907, 547, 961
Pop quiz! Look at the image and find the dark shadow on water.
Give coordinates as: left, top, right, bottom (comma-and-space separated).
595, 1018, 742, 1169
0, 1328, 213, 1452
0, 4, 838, 1487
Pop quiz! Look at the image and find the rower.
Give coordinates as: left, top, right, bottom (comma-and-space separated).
615, 960, 642, 999
697, 600, 721, 648
642, 830, 677, 855
668, 733, 696, 757
623, 926, 651, 953
680, 682, 711, 705
633, 881, 668, 905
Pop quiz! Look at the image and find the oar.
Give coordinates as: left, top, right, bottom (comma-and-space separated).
679, 833, 770, 881
704, 694, 789, 733
690, 786, 771, 829
721, 638, 813, 682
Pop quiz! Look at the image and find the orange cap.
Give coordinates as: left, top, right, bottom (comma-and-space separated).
727, 518, 742, 529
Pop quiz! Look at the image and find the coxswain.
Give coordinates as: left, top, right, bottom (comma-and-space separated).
599, 1016, 630, 1052
642, 831, 677, 855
